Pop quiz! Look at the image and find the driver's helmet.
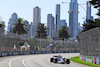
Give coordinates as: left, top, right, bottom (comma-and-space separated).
59, 55, 62, 58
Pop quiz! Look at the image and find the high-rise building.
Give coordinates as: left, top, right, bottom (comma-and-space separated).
23, 21, 32, 37
84, 1, 93, 25
86, 1, 91, 20
78, 23, 83, 33
55, 4, 60, 33
7, 13, 18, 32
33, 6, 41, 26
60, 20, 67, 29
47, 14, 54, 37
69, 0, 78, 38
33, 6, 41, 37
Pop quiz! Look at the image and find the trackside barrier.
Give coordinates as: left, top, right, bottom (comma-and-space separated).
58, 51, 63, 53
52, 51, 58, 53
41, 51, 47, 54
2, 51, 8, 57
30, 51, 35, 54
19, 51, 24, 55
7, 51, 13, 56
24, 51, 30, 55
46, 51, 52, 53
76, 51, 80, 53
80, 54, 100, 65
0, 51, 79, 57
13, 51, 19, 55
35, 51, 41, 54
0, 52, 1, 57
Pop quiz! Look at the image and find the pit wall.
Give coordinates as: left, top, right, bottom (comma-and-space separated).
79, 54, 100, 65
0, 51, 79, 57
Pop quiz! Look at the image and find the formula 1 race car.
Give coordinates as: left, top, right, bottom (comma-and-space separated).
50, 55, 70, 64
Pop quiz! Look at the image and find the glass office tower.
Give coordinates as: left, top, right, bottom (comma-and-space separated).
55, 4, 60, 32
69, 0, 78, 38
86, 1, 91, 20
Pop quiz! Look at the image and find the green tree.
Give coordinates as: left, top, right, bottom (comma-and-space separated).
0, 21, 5, 36
83, 18, 100, 32
90, 0, 100, 16
12, 18, 28, 35
57, 26, 70, 41
35, 23, 48, 38
82, 19, 100, 32
0, 24, 5, 29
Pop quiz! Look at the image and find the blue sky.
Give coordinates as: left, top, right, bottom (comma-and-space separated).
0, 0, 98, 30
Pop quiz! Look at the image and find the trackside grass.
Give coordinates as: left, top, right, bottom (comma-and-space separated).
70, 56, 100, 67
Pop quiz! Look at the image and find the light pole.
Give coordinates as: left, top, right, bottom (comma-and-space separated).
62, 2, 86, 13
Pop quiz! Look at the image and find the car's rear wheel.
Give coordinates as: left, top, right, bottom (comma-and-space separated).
50, 58, 54, 62
54, 59, 57, 63
66, 59, 70, 64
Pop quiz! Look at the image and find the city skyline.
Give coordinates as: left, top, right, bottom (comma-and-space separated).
0, 0, 98, 30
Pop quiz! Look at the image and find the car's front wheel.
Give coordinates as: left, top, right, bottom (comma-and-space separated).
50, 58, 54, 62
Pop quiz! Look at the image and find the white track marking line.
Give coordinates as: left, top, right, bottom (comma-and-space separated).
9, 57, 19, 67
22, 58, 28, 67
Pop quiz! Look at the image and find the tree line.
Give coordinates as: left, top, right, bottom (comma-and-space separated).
0, 18, 70, 41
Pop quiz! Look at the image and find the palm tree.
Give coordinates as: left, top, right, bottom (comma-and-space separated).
0, 24, 5, 29
57, 26, 70, 41
35, 23, 48, 38
12, 18, 28, 35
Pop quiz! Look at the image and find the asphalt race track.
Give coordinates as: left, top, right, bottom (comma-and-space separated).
0, 53, 88, 67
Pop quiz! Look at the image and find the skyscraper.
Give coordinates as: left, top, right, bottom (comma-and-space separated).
23, 21, 32, 37
60, 20, 67, 29
33, 6, 41, 37
55, 4, 60, 33
47, 14, 54, 37
33, 6, 41, 26
7, 13, 18, 32
86, 1, 91, 20
84, 1, 93, 25
69, 0, 78, 38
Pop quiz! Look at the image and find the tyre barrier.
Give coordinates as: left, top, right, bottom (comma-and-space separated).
0, 51, 79, 57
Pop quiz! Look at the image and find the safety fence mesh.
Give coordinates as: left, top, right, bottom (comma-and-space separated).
0, 28, 79, 51
77, 27, 100, 56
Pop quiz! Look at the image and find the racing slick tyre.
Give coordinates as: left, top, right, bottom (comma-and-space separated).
54, 59, 57, 63
66, 59, 70, 64
50, 58, 54, 62
62, 62, 65, 64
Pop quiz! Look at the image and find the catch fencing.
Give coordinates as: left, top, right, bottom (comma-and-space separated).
0, 28, 79, 52
77, 27, 100, 56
